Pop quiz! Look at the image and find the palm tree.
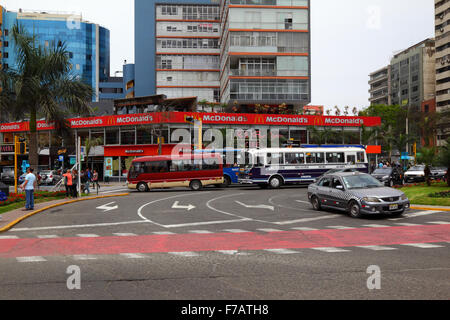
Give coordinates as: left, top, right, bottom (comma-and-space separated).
198, 99, 208, 112
417, 147, 438, 186
0, 24, 93, 171
390, 133, 416, 157
334, 106, 341, 116
310, 127, 333, 145
84, 137, 104, 170
360, 125, 378, 145
437, 138, 450, 187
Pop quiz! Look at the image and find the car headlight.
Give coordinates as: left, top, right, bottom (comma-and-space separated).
362, 197, 381, 203
401, 194, 408, 201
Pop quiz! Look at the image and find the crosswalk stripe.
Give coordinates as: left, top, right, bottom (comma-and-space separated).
401, 243, 445, 249
327, 226, 355, 230
216, 250, 250, 256
264, 248, 299, 254
76, 234, 100, 238
406, 211, 442, 218
189, 230, 214, 234
427, 221, 450, 225
362, 224, 390, 228
37, 235, 59, 239
17, 256, 47, 263
358, 245, 398, 251
312, 247, 350, 253
0, 236, 19, 239
223, 229, 249, 233
394, 223, 421, 227
168, 252, 200, 257
257, 229, 282, 233
291, 227, 318, 231
72, 255, 98, 260
113, 233, 138, 237
120, 253, 146, 259
153, 232, 176, 235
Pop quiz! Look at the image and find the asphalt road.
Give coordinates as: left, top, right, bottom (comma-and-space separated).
0, 185, 449, 300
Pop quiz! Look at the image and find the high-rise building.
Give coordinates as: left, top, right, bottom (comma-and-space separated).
0, 6, 110, 102
435, 0, 450, 145
135, 0, 311, 110
219, 0, 311, 111
368, 66, 391, 106
390, 38, 436, 112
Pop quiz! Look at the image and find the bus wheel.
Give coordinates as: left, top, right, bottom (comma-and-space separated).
190, 180, 203, 191
221, 176, 231, 188
269, 176, 283, 189
137, 182, 149, 193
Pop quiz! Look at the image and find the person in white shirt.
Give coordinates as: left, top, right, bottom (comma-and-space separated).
20, 168, 37, 211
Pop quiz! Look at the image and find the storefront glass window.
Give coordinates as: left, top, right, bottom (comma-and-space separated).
105, 129, 119, 145
137, 128, 153, 145
121, 128, 136, 145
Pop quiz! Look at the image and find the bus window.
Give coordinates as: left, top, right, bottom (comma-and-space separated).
326, 153, 345, 164
170, 160, 184, 172
268, 153, 283, 165
346, 154, 356, 164
306, 152, 325, 164
285, 153, 305, 164
357, 152, 366, 163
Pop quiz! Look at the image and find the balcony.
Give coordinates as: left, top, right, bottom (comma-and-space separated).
230, 69, 277, 76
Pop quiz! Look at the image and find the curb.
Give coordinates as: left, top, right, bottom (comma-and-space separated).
0, 193, 130, 233
410, 206, 450, 212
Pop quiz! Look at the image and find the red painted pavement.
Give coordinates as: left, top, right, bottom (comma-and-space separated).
0, 225, 449, 258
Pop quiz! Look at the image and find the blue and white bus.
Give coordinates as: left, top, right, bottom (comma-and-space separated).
239, 146, 369, 189
195, 149, 246, 186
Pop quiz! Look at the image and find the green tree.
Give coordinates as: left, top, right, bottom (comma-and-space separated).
0, 24, 93, 171
416, 147, 438, 186
198, 99, 208, 112
437, 138, 450, 187
310, 127, 333, 145
84, 137, 104, 170
359, 104, 406, 130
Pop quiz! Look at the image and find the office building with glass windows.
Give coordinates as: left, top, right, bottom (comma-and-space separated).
0, 6, 110, 102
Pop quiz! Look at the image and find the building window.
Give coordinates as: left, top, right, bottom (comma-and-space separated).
4, 29, 8, 36
4, 41, 8, 47
161, 60, 172, 69
161, 5, 178, 16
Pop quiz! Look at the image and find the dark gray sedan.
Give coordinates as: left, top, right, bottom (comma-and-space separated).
308, 172, 410, 218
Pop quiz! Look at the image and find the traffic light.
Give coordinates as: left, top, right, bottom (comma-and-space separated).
16, 138, 27, 155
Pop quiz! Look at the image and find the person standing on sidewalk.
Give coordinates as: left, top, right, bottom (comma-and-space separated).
92, 169, 100, 194
20, 168, 37, 211
72, 169, 79, 198
63, 169, 73, 198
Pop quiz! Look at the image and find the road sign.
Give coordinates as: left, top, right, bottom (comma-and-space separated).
59, 155, 64, 162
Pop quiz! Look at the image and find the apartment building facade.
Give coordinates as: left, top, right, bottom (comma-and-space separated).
0, 6, 111, 102
369, 66, 391, 106
435, 0, 450, 145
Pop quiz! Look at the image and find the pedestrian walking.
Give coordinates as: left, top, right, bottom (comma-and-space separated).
84, 168, 91, 195
72, 169, 79, 198
20, 168, 37, 211
92, 169, 100, 194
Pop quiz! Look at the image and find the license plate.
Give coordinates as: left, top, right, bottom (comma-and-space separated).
389, 204, 399, 211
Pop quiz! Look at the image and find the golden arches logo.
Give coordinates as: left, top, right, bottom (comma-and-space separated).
107, 117, 116, 126
254, 114, 265, 124
313, 116, 325, 126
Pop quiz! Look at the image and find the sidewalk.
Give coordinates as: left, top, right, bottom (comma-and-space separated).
0, 193, 129, 233
410, 204, 450, 211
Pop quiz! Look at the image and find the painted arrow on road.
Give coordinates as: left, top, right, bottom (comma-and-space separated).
96, 202, 119, 213
172, 201, 196, 211
235, 201, 274, 211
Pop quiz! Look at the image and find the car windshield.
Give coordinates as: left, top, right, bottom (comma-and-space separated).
342, 174, 383, 189
373, 168, 392, 174
431, 167, 445, 171
409, 166, 424, 171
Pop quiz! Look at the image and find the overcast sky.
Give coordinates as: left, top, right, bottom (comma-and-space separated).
1, 0, 435, 110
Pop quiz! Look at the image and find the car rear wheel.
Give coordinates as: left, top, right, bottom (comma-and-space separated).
190, 180, 203, 191
137, 182, 149, 193
348, 201, 362, 218
311, 196, 322, 211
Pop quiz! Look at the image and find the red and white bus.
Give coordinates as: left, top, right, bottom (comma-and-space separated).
127, 154, 224, 192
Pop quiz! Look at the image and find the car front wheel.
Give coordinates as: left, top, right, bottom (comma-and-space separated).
348, 201, 362, 218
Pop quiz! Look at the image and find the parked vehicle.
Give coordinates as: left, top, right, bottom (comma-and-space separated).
404, 165, 426, 183
39, 170, 62, 185
430, 167, 447, 181
128, 154, 224, 192
239, 146, 369, 189
371, 167, 404, 187
308, 172, 410, 218
1, 167, 17, 185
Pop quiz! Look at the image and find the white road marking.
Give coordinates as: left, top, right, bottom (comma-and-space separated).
427, 221, 450, 225
120, 253, 147, 259
96, 202, 119, 213
189, 230, 213, 234
163, 219, 247, 229
273, 215, 338, 225
100, 189, 129, 194
17, 256, 47, 263
394, 223, 421, 227
257, 228, 282, 233
0, 236, 19, 239
291, 227, 318, 231
295, 200, 311, 204
357, 245, 398, 251
77, 234, 100, 238
264, 248, 299, 255
235, 201, 275, 211
362, 224, 390, 228
152, 232, 176, 235
406, 210, 442, 218
312, 247, 351, 253
401, 243, 445, 249
172, 201, 196, 211
327, 226, 355, 230
72, 255, 98, 260
169, 252, 200, 257
11, 220, 148, 232
37, 235, 59, 239
217, 250, 250, 256
223, 229, 250, 233
113, 233, 137, 237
